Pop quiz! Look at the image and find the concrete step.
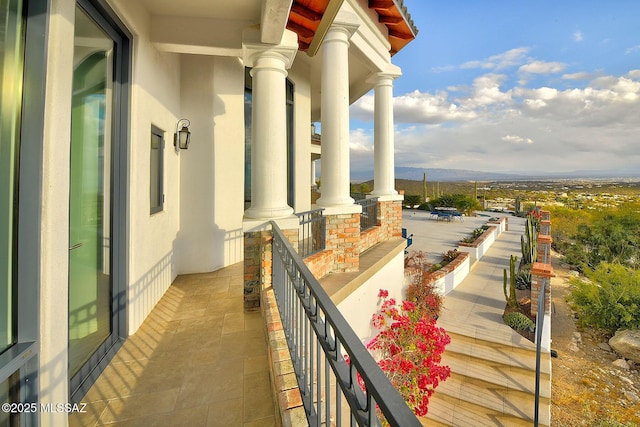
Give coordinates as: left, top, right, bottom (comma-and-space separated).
442, 350, 551, 399
437, 373, 549, 419
446, 331, 551, 376
425, 391, 549, 427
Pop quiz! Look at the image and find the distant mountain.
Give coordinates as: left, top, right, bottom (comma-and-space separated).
350, 166, 640, 182
351, 167, 526, 182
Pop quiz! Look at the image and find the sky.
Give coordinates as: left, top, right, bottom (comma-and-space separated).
348, 0, 640, 176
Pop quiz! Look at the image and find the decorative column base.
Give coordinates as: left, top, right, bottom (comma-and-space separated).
531, 262, 553, 316
377, 199, 403, 240
325, 213, 360, 273
243, 220, 298, 311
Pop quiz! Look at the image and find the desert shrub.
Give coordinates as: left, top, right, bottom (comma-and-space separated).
405, 272, 443, 320
442, 249, 459, 263
503, 312, 535, 332
515, 269, 532, 290
430, 263, 443, 272
569, 263, 640, 335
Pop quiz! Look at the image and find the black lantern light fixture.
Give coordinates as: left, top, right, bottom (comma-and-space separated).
174, 118, 191, 152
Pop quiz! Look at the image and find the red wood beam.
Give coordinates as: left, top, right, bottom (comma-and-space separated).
368, 0, 394, 10
291, 3, 322, 22
287, 21, 315, 39
389, 29, 413, 40
378, 15, 403, 25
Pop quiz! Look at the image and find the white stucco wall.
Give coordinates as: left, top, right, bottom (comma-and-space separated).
110, 0, 184, 333
336, 251, 405, 346
175, 54, 245, 274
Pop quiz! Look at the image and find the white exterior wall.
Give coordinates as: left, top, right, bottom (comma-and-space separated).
110, 0, 184, 333
336, 251, 405, 345
176, 54, 245, 274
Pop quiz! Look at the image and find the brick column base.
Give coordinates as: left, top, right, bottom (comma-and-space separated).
244, 226, 298, 311
531, 262, 553, 316
325, 213, 360, 273
378, 200, 402, 240
537, 235, 553, 265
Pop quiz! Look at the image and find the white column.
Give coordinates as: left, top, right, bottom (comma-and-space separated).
371, 71, 401, 197
316, 16, 359, 208
311, 160, 317, 187
243, 28, 298, 219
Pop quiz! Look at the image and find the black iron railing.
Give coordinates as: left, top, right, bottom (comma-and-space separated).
296, 208, 326, 258
356, 197, 378, 232
534, 276, 547, 427
271, 222, 421, 427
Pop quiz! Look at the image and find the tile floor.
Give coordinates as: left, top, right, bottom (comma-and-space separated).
69, 262, 276, 427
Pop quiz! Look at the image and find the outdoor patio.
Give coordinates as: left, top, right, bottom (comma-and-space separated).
69, 262, 277, 427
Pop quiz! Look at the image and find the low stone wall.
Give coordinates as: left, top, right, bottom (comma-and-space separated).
457, 225, 498, 264
359, 225, 382, 253
303, 249, 334, 279
487, 216, 508, 235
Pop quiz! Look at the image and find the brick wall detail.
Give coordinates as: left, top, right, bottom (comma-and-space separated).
531, 262, 553, 316
244, 227, 298, 311
324, 213, 360, 273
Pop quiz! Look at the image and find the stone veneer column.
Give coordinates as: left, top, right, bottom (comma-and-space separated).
370, 69, 401, 198
316, 14, 358, 208
243, 28, 298, 219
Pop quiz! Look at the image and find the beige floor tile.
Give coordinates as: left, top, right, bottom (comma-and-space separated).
98, 388, 179, 424
69, 399, 107, 427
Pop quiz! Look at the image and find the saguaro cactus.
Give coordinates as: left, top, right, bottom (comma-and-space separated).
521, 215, 538, 265
503, 255, 518, 308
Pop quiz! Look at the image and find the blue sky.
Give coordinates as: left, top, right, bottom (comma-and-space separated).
349, 0, 640, 175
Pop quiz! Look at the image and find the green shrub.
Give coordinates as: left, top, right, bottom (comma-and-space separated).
503, 312, 535, 332
569, 263, 640, 335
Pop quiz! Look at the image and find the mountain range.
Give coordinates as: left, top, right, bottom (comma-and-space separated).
350, 167, 640, 182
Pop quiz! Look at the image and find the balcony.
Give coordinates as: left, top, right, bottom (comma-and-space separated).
69, 263, 277, 426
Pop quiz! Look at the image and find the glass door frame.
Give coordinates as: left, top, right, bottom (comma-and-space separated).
69, 0, 130, 402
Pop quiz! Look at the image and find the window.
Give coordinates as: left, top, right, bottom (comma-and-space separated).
150, 125, 164, 214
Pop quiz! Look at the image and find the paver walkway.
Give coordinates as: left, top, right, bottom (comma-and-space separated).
70, 262, 276, 427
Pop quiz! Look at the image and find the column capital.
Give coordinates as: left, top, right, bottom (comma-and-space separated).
325, 10, 360, 42
242, 26, 299, 69
368, 65, 402, 85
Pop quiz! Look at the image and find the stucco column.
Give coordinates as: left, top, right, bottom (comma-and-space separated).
316, 16, 359, 208
243, 28, 298, 219
370, 70, 401, 197
311, 159, 316, 187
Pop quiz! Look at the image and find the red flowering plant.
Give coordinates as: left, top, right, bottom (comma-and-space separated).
367, 289, 451, 418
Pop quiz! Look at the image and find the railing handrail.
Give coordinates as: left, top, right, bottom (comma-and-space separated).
534, 276, 546, 427
271, 221, 421, 426
295, 208, 326, 258
356, 197, 378, 232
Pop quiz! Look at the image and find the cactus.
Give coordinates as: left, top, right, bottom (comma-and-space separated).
422, 172, 427, 202
521, 215, 538, 265
503, 255, 518, 308
515, 196, 521, 213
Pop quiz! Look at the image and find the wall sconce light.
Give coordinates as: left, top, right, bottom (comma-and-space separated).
174, 119, 191, 153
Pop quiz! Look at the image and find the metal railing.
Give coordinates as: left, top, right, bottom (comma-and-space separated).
534, 276, 547, 427
356, 198, 378, 232
271, 222, 421, 427
296, 208, 326, 258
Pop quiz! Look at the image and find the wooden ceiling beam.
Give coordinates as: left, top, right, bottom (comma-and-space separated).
378, 15, 403, 25
286, 20, 316, 39
291, 3, 322, 22
388, 29, 413, 40
368, 0, 394, 10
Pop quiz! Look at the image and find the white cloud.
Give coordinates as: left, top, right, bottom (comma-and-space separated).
574, 30, 584, 42
502, 135, 533, 144
460, 47, 530, 71
562, 71, 603, 80
519, 60, 566, 74
350, 70, 640, 174
626, 45, 640, 55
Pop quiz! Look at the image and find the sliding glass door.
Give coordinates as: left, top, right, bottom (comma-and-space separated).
69, 0, 129, 399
